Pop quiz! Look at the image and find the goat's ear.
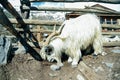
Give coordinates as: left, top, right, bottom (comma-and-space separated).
57, 35, 67, 41
59, 37, 66, 41
44, 45, 54, 55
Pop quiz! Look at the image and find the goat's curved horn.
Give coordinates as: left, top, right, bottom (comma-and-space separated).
43, 22, 65, 46
52, 36, 66, 41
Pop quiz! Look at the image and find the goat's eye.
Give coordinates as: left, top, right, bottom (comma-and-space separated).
45, 49, 48, 53
44, 45, 54, 55
45, 47, 53, 55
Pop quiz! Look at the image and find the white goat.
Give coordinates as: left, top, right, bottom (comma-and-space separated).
40, 13, 104, 70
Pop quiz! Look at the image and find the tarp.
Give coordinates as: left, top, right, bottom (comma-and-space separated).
0, 35, 11, 65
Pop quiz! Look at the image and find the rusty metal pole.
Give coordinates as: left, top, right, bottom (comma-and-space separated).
20, 0, 31, 19
0, 7, 42, 61
0, 0, 40, 48
20, 0, 31, 41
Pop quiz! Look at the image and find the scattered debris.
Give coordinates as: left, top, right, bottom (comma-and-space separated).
14, 46, 26, 55
77, 74, 85, 80
103, 35, 120, 43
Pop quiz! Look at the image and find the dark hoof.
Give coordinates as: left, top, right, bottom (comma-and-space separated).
92, 54, 98, 59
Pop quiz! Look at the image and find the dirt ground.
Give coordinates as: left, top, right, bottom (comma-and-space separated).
1, 47, 120, 80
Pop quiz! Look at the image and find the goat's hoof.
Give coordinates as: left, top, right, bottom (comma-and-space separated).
71, 65, 77, 68
92, 53, 98, 59
58, 63, 64, 67
50, 64, 61, 71
68, 57, 73, 63
71, 62, 78, 68
101, 52, 107, 56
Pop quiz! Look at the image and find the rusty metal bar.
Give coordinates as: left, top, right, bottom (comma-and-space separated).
0, 7, 42, 61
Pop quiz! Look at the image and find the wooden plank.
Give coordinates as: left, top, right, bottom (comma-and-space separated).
22, 6, 120, 14
16, 28, 120, 35
16, 28, 53, 33
78, 61, 102, 80
66, 13, 120, 17
9, 18, 120, 29
29, 0, 120, 4
102, 31, 120, 35
14, 41, 120, 48
102, 24, 120, 29
117, 19, 120, 25
9, 18, 62, 25
36, 25, 42, 42
103, 41, 120, 47
8, 34, 120, 47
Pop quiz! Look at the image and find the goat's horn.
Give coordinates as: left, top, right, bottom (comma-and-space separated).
57, 21, 65, 34
43, 21, 65, 46
44, 31, 58, 45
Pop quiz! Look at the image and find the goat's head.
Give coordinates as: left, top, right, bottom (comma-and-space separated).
40, 44, 55, 62
40, 23, 65, 62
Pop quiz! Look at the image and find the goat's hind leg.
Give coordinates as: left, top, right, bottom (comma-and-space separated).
68, 57, 73, 63
93, 35, 103, 56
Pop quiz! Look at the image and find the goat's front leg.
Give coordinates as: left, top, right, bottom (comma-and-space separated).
68, 57, 73, 63
71, 49, 82, 68
50, 56, 63, 71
